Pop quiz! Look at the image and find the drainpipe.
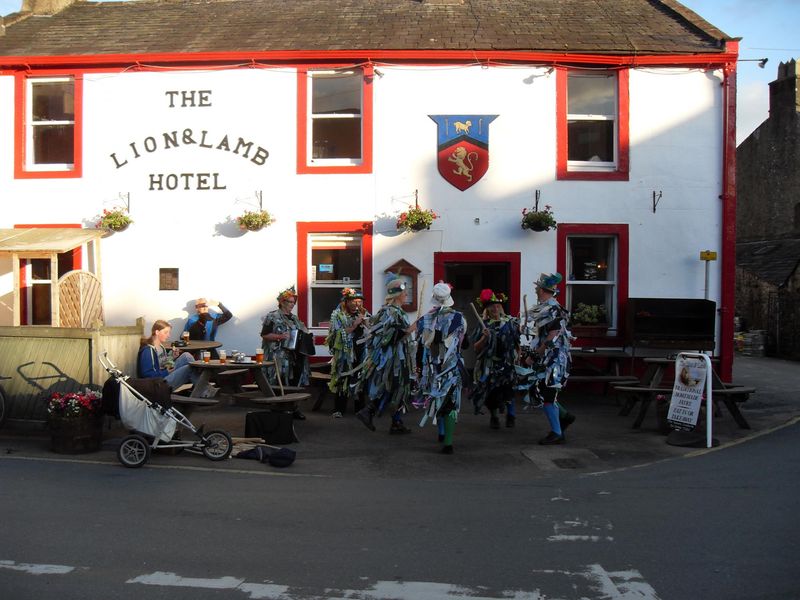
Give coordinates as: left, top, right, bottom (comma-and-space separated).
719, 41, 739, 381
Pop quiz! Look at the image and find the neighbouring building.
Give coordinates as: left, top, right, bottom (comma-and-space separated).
0, 0, 739, 378
736, 59, 800, 360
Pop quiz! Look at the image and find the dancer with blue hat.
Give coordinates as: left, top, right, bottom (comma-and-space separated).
523, 273, 576, 444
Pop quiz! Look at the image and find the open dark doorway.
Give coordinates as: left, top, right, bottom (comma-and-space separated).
434, 252, 521, 368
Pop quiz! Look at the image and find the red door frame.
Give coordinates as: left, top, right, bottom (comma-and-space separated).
433, 252, 521, 313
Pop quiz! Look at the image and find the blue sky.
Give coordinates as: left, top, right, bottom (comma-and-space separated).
1, 0, 798, 144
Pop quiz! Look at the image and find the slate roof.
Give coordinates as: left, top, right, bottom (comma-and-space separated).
0, 0, 732, 59
737, 239, 800, 288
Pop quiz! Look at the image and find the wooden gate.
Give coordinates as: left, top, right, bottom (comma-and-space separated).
58, 270, 104, 328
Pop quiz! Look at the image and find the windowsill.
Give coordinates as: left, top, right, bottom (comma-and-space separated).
558, 169, 629, 182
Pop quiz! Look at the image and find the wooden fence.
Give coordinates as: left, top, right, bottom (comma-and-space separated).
0, 318, 144, 423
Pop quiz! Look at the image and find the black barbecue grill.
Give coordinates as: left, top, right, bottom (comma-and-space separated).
625, 298, 716, 354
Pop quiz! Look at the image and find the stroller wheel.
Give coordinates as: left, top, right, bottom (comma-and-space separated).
201, 430, 233, 461
118, 434, 150, 468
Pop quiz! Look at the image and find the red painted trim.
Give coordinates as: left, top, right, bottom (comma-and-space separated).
19, 259, 28, 325
0, 50, 739, 70
557, 68, 629, 181
296, 66, 373, 174
719, 42, 739, 381
14, 72, 83, 179
432, 252, 521, 314
556, 224, 629, 346
296, 221, 374, 319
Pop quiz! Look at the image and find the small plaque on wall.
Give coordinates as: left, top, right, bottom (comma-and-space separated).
385, 259, 421, 313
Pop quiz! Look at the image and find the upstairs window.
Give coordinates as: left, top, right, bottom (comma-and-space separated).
16, 74, 82, 178
297, 68, 373, 174
557, 69, 628, 181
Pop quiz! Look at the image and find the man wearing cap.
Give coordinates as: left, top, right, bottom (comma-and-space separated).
184, 298, 233, 343
183, 298, 233, 360
416, 282, 467, 454
355, 274, 416, 434
523, 273, 576, 444
472, 288, 520, 430
326, 287, 371, 418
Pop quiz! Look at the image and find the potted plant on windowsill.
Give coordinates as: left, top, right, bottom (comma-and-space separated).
521, 204, 557, 232
96, 207, 133, 232
570, 302, 609, 337
237, 209, 273, 232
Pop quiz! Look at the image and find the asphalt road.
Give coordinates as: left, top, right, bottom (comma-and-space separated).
2, 420, 798, 600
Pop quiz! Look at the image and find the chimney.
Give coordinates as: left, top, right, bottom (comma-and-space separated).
769, 59, 800, 117
21, 0, 79, 16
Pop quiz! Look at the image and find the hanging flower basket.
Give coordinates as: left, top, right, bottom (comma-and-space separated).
397, 205, 438, 233
237, 209, 273, 232
96, 208, 133, 232
521, 204, 557, 232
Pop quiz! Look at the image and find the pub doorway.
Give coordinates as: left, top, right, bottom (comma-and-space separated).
434, 252, 521, 369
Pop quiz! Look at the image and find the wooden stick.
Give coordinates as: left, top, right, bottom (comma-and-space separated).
469, 300, 484, 327
416, 279, 427, 320
523, 294, 529, 334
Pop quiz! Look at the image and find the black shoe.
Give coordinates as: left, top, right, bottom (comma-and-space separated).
441, 445, 454, 455
560, 413, 575, 432
389, 421, 412, 434
293, 409, 306, 421
506, 415, 516, 428
538, 431, 565, 445
438, 434, 445, 442
489, 416, 500, 429
356, 408, 376, 431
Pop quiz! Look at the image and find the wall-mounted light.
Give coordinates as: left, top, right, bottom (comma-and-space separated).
740, 57, 768, 69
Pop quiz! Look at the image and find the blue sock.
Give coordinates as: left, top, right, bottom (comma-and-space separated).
506, 401, 516, 417
543, 403, 562, 435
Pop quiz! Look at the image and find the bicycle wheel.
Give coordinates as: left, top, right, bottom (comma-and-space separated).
201, 430, 232, 461
0, 386, 7, 429
117, 434, 151, 468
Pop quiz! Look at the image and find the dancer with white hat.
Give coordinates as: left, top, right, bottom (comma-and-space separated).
416, 282, 467, 454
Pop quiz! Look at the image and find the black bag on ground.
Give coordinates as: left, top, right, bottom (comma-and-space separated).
245, 410, 298, 444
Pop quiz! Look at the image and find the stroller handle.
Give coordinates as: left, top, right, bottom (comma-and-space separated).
99, 352, 127, 380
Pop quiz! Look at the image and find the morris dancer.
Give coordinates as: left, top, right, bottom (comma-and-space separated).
260, 286, 310, 420
326, 287, 370, 418
356, 275, 416, 434
523, 273, 576, 444
416, 283, 467, 455
471, 289, 520, 429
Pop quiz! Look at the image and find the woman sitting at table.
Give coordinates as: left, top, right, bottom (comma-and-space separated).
260, 286, 310, 419
137, 320, 197, 390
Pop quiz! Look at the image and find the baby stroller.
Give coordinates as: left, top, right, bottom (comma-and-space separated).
99, 352, 233, 468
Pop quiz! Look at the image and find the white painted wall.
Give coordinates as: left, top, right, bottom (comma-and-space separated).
0, 64, 724, 352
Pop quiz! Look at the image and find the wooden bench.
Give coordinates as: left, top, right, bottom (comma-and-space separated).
568, 375, 640, 383
169, 394, 219, 416
214, 368, 249, 393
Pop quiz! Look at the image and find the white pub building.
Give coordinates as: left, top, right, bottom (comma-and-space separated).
0, 0, 739, 382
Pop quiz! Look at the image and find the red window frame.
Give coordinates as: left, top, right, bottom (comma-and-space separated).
556, 68, 629, 181
556, 223, 629, 343
296, 221, 374, 323
14, 72, 83, 179
296, 66, 373, 174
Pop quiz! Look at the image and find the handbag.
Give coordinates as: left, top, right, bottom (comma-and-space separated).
297, 331, 316, 356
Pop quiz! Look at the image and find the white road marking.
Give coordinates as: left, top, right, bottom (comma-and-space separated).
585, 564, 663, 600
547, 535, 614, 542
0, 560, 75, 575
127, 571, 245, 589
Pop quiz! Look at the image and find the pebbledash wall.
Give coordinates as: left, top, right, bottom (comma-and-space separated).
0, 63, 728, 363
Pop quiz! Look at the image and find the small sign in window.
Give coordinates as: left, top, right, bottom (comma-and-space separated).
159, 268, 179, 291
319, 264, 334, 273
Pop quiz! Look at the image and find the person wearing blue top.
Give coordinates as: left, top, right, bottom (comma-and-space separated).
137, 320, 197, 389
184, 298, 233, 341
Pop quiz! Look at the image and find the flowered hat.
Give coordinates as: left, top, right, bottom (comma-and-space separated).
341, 287, 364, 300
477, 288, 507, 309
277, 285, 298, 302
534, 272, 562, 294
385, 274, 406, 300
431, 282, 454, 308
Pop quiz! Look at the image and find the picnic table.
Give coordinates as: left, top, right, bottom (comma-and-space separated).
613, 357, 755, 430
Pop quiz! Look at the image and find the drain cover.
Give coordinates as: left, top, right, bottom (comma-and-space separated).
552, 458, 582, 469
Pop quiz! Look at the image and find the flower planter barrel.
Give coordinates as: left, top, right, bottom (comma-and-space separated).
48, 416, 104, 454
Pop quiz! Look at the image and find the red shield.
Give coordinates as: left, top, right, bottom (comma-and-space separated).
437, 138, 489, 191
